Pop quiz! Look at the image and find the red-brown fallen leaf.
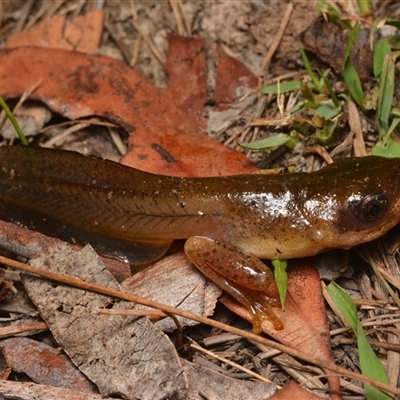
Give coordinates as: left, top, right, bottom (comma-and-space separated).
0, 47, 257, 177
5, 10, 104, 54
268, 381, 327, 400
220, 258, 340, 399
164, 33, 208, 126
0, 337, 97, 393
213, 44, 258, 109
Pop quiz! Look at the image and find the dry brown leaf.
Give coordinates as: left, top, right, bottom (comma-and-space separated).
0, 337, 96, 393
21, 243, 187, 399
164, 33, 208, 126
182, 359, 277, 399
268, 381, 327, 400
213, 44, 258, 108
122, 252, 222, 331
0, 380, 116, 400
0, 220, 131, 282
5, 10, 104, 54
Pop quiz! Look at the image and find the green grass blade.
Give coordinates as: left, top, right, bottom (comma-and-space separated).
300, 49, 321, 92
322, 72, 339, 107
239, 132, 299, 151
0, 97, 28, 145
373, 39, 391, 81
372, 137, 400, 158
260, 81, 301, 95
271, 259, 288, 310
384, 19, 400, 30
326, 282, 390, 400
343, 61, 365, 109
376, 53, 395, 136
357, 0, 371, 16
342, 22, 365, 109
344, 22, 360, 62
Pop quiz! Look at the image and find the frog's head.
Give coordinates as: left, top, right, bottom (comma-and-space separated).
315, 156, 400, 249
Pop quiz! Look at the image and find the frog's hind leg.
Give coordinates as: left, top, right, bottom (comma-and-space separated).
184, 236, 283, 333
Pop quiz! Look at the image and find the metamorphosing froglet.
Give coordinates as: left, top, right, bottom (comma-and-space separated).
1, 146, 400, 332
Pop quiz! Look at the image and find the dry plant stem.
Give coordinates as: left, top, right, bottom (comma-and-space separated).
24, 0, 65, 30
108, 127, 127, 156
257, 2, 293, 94
130, 36, 142, 67
189, 340, 275, 385
348, 97, 367, 156
379, 267, 400, 290
169, 0, 189, 37
129, 0, 160, 63
40, 118, 119, 133
1, 254, 399, 396
104, 19, 132, 64
0, 321, 48, 339
305, 145, 333, 164
336, 338, 400, 353
42, 122, 89, 148
131, 19, 166, 65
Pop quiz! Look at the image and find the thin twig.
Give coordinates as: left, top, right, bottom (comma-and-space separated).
258, 2, 293, 95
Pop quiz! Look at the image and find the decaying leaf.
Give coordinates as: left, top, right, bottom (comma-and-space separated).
0, 47, 257, 177
122, 252, 222, 332
0, 337, 96, 393
21, 243, 188, 400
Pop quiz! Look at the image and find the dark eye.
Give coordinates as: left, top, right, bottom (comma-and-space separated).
360, 194, 388, 221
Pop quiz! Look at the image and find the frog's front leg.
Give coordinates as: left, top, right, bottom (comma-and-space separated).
184, 236, 283, 333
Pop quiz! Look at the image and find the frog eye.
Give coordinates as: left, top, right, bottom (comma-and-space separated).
360, 194, 388, 221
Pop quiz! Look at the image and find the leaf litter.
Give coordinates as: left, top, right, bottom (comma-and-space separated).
0, 2, 398, 400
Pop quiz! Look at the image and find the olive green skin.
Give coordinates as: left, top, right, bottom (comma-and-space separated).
1, 146, 400, 264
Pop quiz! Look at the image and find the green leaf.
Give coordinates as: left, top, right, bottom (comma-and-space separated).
260, 80, 301, 95
357, 0, 371, 16
344, 22, 360, 63
289, 100, 308, 113
315, 103, 341, 120
300, 49, 321, 92
373, 39, 391, 81
372, 138, 400, 158
343, 61, 365, 109
312, 120, 337, 145
271, 259, 288, 310
342, 23, 365, 109
326, 282, 390, 400
376, 54, 395, 135
0, 97, 28, 145
384, 18, 400, 30
322, 71, 339, 107
373, 114, 400, 157
388, 34, 400, 49
239, 132, 299, 151
316, 0, 350, 29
